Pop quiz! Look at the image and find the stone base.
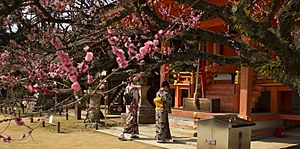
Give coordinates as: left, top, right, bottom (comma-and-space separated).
138, 106, 155, 124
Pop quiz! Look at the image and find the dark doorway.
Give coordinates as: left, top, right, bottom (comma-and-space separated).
254, 91, 271, 113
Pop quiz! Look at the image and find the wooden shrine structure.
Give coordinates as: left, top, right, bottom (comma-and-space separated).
157, 0, 300, 137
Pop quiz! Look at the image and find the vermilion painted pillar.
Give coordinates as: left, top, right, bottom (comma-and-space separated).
239, 67, 253, 117
174, 86, 182, 108
270, 86, 279, 113
160, 41, 170, 87
160, 64, 170, 87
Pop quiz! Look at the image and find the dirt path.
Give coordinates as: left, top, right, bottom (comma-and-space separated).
0, 114, 162, 149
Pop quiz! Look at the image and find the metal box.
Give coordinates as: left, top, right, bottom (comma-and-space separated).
197, 115, 255, 149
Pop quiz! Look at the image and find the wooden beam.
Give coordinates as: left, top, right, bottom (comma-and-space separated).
206, 65, 240, 74
206, 0, 227, 6
249, 113, 280, 121
170, 108, 194, 118
195, 18, 226, 30
277, 86, 293, 91
194, 112, 230, 119
280, 114, 300, 121
251, 128, 274, 137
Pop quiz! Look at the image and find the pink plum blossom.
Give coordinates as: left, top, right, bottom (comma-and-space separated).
40, 0, 49, 6
111, 46, 124, 57
85, 52, 93, 62
87, 75, 93, 84
83, 46, 89, 52
49, 72, 57, 78
54, 0, 65, 11
158, 30, 164, 35
77, 62, 88, 73
33, 84, 39, 92
2, 18, 11, 25
108, 36, 119, 45
71, 82, 81, 92
116, 57, 128, 68
99, 84, 105, 90
135, 54, 144, 60
139, 47, 149, 55
27, 85, 33, 93
51, 36, 63, 50
68, 73, 77, 82
153, 40, 159, 46
128, 49, 137, 58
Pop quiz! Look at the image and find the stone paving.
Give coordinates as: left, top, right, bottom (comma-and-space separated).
96, 123, 300, 149
68, 109, 300, 149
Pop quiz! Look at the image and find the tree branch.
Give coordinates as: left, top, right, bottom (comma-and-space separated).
0, 0, 22, 18
168, 49, 242, 66
141, 4, 169, 29
175, 0, 234, 25
172, 28, 270, 64
264, 0, 281, 27
34, 0, 74, 24
278, 0, 300, 42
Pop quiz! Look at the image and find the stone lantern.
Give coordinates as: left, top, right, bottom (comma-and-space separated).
137, 77, 155, 124
86, 87, 104, 123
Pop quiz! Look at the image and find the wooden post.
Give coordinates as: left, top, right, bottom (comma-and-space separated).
239, 67, 253, 117
95, 123, 98, 130
104, 98, 107, 128
57, 122, 61, 133
18, 110, 21, 118
270, 86, 279, 113
66, 108, 68, 120
75, 103, 81, 120
42, 121, 45, 127
30, 116, 34, 123
59, 109, 62, 116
